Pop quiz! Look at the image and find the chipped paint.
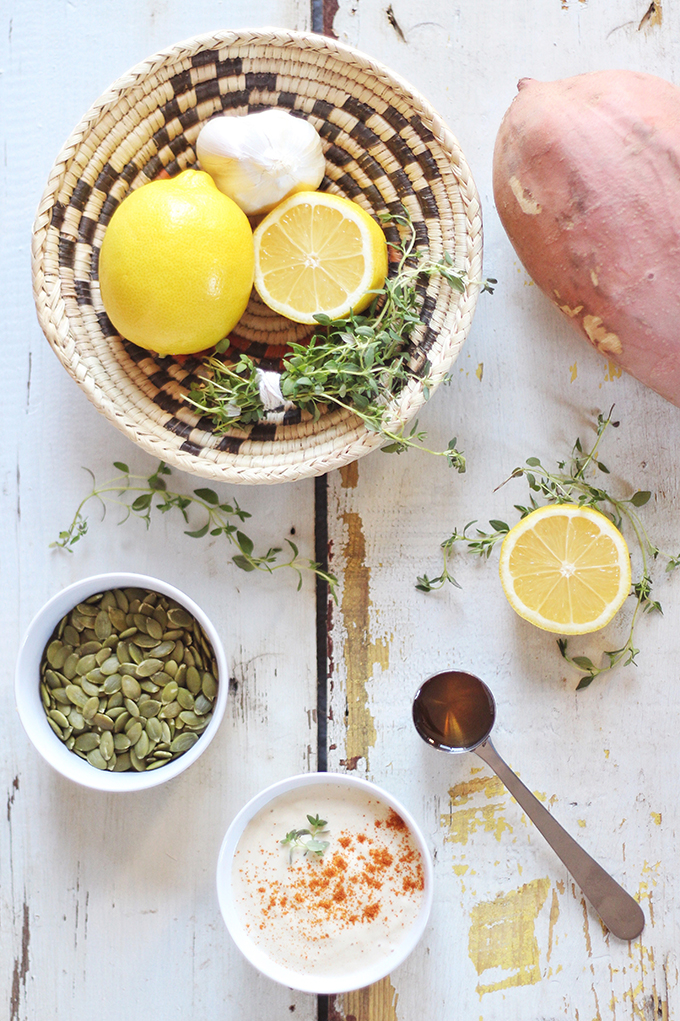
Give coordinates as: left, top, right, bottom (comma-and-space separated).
10, 901, 30, 1021
509, 175, 541, 214
547, 887, 560, 961
441, 775, 512, 845
570, 362, 578, 382
340, 512, 388, 767
583, 315, 622, 356
475, 362, 483, 381
639, 0, 662, 29
651, 811, 662, 825
604, 360, 623, 381
343, 974, 399, 1020
468, 878, 550, 995
340, 461, 359, 489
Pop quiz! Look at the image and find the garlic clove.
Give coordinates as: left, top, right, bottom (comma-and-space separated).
196, 109, 326, 216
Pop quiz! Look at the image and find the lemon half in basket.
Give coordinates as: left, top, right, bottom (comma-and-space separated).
253, 191, 388, 324
498, 504, 631, 635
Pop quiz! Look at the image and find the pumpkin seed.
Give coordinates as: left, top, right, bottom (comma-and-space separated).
100, 731, 115, 761
177, 688, 195, 711
86, 748, 108, 770
170, 732, 198, 754
121, 676, 142, 700
139, 699, 161, 718
75, 733, 100, 752
137, 658, 163, 678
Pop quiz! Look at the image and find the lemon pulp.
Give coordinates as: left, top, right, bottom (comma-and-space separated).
498, 504, 631, 634
253, 191, 388, 324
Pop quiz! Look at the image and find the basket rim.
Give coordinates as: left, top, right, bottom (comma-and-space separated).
31, 27, 483, 485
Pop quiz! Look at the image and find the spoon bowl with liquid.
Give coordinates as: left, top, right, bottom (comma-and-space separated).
412, 670, 644, 941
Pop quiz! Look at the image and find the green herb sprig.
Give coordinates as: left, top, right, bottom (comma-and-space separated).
280, 813, 330, 863
187, 213, 494, 469
417, 408, 680, 688
52, 460, 337, 598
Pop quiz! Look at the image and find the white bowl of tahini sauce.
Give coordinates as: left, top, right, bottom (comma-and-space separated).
216, 772, 433, 993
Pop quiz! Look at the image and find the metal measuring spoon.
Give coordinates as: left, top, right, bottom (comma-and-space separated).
412, 670, 644, 941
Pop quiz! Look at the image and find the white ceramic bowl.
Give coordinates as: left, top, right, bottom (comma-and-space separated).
216, 772, 433, 994
15, 572, 228, 792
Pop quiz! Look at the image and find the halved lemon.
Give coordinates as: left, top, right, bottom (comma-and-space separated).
498, 504, 631, 635
253, 191, 388, 324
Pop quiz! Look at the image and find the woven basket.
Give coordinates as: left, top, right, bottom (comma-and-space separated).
32, 28, 483, 485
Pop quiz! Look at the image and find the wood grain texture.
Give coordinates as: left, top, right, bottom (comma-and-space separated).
1, 2, 317, 1019
326, 1, 680, 1018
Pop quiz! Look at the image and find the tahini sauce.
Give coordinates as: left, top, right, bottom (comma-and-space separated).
231, 785, 425, 978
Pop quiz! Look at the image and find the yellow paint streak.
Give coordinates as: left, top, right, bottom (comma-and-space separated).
604, 749, 610, 759
651, 811, 662, 825
442, 775, 511, 845
341, 512, 386, 765
476, 362, 483, 381
578, 819, 586, 828
604, 361, 623, 381
547, 888, 560, 961
343, 975, 399, 1020
581, 894, 592, 955
570, 362, 578, 382
339, 461, 359, 489
468, 878, 550, 996
453, 864, 469, 876
449, 775, 505, 807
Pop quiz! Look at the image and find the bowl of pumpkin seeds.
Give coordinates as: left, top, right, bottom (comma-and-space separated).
15, 573, 228, 791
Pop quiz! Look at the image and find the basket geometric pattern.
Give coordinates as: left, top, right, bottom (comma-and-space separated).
32, 28, 483, 485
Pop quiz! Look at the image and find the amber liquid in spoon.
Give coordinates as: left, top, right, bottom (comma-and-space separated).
412, 671, 494, 751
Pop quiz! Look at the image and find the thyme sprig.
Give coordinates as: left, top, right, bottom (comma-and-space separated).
417, 408, 680, 689
187, 213, 494, 470
52, 460, 338, 599
280, 813, 330, 863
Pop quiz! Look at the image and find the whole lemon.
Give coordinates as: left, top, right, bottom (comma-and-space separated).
98, 169, 254, 356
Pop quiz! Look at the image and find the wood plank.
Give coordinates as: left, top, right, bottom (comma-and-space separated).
1, 3, 319, 1019
326, 1, 680, 1017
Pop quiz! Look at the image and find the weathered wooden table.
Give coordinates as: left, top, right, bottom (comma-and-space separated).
3, 1, 679, 1018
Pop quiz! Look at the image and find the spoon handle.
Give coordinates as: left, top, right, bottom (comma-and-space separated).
474, 738, 644, 941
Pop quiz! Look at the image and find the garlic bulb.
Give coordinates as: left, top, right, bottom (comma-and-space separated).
196, 109, 326, 216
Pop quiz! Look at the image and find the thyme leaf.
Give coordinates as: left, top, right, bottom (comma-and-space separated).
51, 460, 338, 600
418, 407, 680, 687
280, 813, 330, 863
186, 213, 494, 469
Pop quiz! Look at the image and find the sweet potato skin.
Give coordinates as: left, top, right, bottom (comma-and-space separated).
493, 70, 680, 406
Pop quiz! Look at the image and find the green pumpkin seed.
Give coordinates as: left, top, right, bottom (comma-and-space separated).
134, 732, 150, 759
107, 692, 124, 710
139, 699, 161, 719
62, 653, 80, 680
170, 732, 198, 754
161, 681, 178, 704
124, 697, 140, 718
125, 719, 143, 744
177, 688, 195, 711
114, 711, 131, 734
202, 672, 218, 699
114, 733, 131, 751
80, 678, 101, 698
137, 658, 163, 678
129, 748, 145, 772
168, 607, 193, 628
159, 701, 180, 719
69, 710, 86, 731
104, 674, 122, 695
113, 589, 129, 612
122, 675, 142, 700
128, 643, 143, 665
75, 732, 100, 752
86, 748, 108, 770
145, 717, 163, 742
100, 731, 114, 760
82, 696, 100, 721
108, 607, 127, 632
194, 694, 213, 716
47, 718, 64, 739
113, 752, 131, 771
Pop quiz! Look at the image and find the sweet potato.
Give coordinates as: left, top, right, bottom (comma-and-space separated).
493, 70, 680, 405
